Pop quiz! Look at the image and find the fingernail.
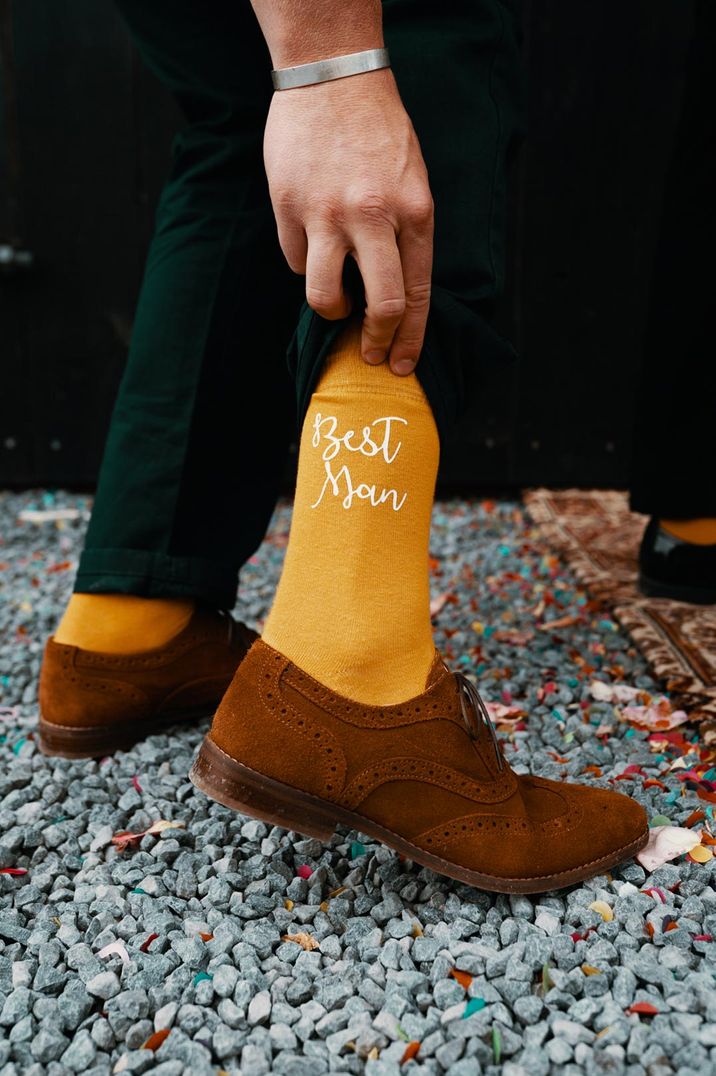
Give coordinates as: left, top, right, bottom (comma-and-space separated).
392, 358, 416, 376
363, 350, 385, 364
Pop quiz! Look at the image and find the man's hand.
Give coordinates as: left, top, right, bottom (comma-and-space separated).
264, 70, 433, 374
251, 0, 433, 375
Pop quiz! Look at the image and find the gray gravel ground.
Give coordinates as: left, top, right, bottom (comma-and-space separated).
1, 489, 715, 1076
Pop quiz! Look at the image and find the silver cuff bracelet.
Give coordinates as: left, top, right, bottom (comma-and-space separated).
271, 47, 390, 91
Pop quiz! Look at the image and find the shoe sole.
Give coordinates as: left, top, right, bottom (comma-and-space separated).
190, 737, 649, 895
639, 572, 716, 605
38, 704, 215, 759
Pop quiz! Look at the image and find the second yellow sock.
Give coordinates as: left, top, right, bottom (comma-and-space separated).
54, 594, 195, 653
660, 518, 716, 545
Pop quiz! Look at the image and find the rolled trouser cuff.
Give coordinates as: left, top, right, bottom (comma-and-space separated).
74, 547, 239, 610
288, 282, 518, 444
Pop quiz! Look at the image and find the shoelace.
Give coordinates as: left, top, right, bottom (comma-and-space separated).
454, 671, 505, 772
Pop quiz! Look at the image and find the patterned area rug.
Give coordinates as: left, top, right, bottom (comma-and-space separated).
523, 489, 716, 725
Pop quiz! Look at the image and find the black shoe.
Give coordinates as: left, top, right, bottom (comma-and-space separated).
638, 517, 716, 605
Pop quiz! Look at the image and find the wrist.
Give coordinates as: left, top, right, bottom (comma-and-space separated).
270, 35, 385, 71
265, 1, 383, 69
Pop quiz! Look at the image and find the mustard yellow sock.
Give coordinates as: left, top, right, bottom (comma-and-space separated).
263, 322, 440, 705
660, 518, 716, 545
54, 594, 195, 653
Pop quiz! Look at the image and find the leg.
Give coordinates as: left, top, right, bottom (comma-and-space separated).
193, 323, 647, 890
191, 0, 647, 892
39, 1, 300, 753
75, 0, 303, 612
631, 0, 716, 603
630, 0, 715, 520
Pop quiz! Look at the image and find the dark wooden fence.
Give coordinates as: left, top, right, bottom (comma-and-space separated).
0, 0, 694, 488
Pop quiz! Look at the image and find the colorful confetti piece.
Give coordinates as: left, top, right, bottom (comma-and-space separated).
139, 933, 158, 953
282, 932, 320, 951
142, 1029, 170, 1051
588, 900, 614, 922
492, 1025, 502, 1065
400, 1041, 420, 1064
112, 819, 185, 850
626, 1002, 659, 1016
687, 844, 713, 864
449, 968, 473, 991
636, 825, 701, 871
98, 941, 130, 963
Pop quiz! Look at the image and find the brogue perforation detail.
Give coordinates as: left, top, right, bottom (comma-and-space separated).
257, 650, 347, 797
55, 643, 148, 703
282, 661, 463, 731
340, 756, 517, 811
416, 799, 584, 851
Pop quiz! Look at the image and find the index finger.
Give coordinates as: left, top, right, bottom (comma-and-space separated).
351, 230, 406, 365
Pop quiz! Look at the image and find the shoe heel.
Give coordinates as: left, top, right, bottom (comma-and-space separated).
190, 738, 336, 842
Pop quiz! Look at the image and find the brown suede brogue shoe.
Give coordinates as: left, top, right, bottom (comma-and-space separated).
38, 608, 257, 758
191, 640, 649, 894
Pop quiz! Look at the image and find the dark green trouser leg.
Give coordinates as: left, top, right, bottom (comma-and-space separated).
629, 0, 716, 518
75, 1, 304, 609
77, 0, 523, 609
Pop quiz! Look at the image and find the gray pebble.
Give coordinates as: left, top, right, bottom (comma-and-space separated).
85, 971, 121, 1001
59, 1030, 96, 1072
248, 991, 272, 1026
